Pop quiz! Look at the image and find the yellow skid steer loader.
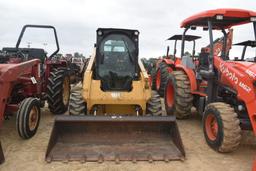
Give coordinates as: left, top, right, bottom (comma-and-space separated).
45, 28, 185, 163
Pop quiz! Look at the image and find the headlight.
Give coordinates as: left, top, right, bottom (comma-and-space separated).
97, 30, 103, 36
250, 17, 256, 22
216, 15, 224, 20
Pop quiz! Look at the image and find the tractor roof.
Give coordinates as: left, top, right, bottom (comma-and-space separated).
234, 40, 256, 47
97, 28, 139, 34
167, 35, 201, 41
181, 8, 256, 29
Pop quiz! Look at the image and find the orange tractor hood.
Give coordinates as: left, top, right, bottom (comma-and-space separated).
228, 61, 256, 80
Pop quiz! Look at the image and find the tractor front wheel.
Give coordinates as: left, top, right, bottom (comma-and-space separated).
16, 98, 41, 139
164, 70, 193, 119
203, 102, 241, 152
47, 68, 70, 114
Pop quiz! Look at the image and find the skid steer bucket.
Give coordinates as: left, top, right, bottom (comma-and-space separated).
45, 115, 185, 163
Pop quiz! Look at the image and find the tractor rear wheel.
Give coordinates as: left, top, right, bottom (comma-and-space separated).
156, 62, 169, 97
47, 68, 70, 114
164, 70, 193, 119
69, 90, 87, 115
16, 98, 41, 139
203, 102, 241, 153
146, 91, 162, 116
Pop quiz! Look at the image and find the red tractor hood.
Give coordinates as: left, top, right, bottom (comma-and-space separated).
0, 64, 14, 75
228, 61, 256, 80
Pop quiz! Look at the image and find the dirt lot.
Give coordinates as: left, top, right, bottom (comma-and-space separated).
0, 107, 255, 171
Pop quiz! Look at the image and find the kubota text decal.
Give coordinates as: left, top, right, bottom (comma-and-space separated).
219, 63, 251, 93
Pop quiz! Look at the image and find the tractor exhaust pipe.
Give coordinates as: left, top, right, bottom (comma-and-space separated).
45, 115, 185, 163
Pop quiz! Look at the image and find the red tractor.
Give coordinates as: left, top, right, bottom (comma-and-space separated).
153, 35, 200, 96
0, 25, 71, 141
164, 9, 256, 153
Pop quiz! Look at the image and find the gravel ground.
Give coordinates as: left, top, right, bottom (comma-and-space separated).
0, 106, 255, 171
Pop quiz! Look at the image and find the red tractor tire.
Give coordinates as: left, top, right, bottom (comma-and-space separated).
164, 70, 193, 119
156, 62, 170, 97
16, 98, 41, 139
203, 102, 242, 153
47, 68, 70, 114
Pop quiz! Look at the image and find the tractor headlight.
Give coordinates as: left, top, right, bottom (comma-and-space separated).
134, 31, 139, 36
250, 17, 256, 22
216, 15, 224, 20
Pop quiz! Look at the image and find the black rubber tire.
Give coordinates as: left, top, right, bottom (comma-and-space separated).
16, 98, 41, 139
164, 70, 193, 119
157, 62, 169, 97
150, 69, 157, 90
203, 102, 242, 153
146, 91, 162, 116
47, 68, 70, 114
69, 90, 87, 115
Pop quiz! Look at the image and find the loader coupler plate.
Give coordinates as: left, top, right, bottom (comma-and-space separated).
45, 115, 185, 163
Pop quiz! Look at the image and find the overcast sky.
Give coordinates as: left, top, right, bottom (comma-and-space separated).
0, 0, 255, 58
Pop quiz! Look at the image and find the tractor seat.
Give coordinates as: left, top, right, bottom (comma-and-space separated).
198, 52, 209, 70
181, 55, 195, 69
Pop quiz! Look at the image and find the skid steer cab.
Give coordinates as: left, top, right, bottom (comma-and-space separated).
45, 28, 185, 163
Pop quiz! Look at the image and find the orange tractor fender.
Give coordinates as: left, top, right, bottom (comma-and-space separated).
175, 64, 197, 91
162, 58, 175, 65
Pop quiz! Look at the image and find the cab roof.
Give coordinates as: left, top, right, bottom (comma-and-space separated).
181, 8, 256, 29
167, 35, 201, 41
234, 40, 256, 47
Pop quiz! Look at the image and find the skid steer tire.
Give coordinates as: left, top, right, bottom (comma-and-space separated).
69, 91, 87, 115
146, 91, 162, 116
164, 70, 193, 119
47, 68, 70, 114
16, 98, 41, 139
156, 62, 169, 97
203, 102, 241, 153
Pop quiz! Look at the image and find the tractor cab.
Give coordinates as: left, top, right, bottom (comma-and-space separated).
233, 40, 256, 62
95, 28, 139, 91
181, 9, 256, 72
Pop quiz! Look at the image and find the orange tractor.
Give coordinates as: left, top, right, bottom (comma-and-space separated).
153, 34, 200, 96
164, 8, 256, 154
